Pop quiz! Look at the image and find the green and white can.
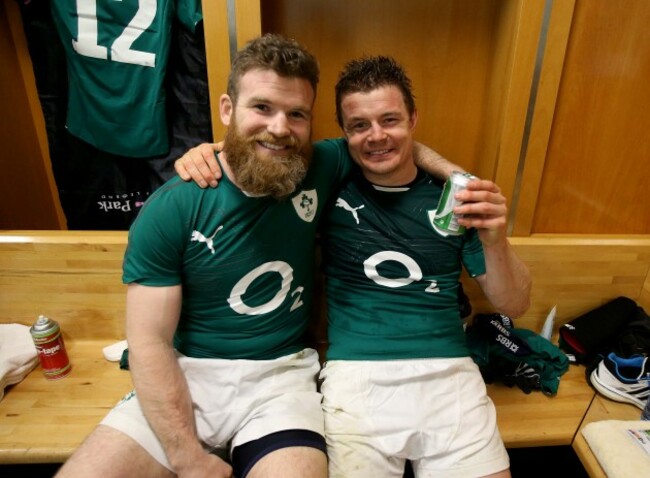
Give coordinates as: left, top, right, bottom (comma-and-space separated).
432, 171, 478, 236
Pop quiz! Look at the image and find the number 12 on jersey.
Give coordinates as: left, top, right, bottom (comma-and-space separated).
72, 0, 157, 67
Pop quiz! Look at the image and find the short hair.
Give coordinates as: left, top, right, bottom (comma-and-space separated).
335, 56, 416, 128
227, 33, 320, 104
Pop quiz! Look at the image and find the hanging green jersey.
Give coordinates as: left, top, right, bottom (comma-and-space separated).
51, 0, 202, 157
323, 167, 486, 360
123, 139, 351, 360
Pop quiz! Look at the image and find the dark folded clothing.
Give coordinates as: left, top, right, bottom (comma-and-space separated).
467, 313, 570, 396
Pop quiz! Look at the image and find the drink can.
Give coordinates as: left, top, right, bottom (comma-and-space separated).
433, 171, 477, 236
30, 315, 72, 380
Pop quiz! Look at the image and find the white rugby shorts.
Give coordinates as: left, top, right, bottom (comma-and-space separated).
320, 357, 509, 478
101, 348, 324, 470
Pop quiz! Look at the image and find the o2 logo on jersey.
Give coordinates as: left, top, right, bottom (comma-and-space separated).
73, 0, 157, 67
363, 251, 440, 293
227, 261, 304, 315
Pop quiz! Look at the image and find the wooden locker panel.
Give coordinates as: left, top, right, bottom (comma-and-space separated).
532, 0, 650, 233
0, 2, 65, 229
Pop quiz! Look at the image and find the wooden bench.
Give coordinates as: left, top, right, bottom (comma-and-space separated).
1, 231, 649, 469
477, 234, 650, 450
0, 231, 132, 464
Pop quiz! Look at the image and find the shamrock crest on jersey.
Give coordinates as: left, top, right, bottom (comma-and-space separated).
292, 189, 318, 223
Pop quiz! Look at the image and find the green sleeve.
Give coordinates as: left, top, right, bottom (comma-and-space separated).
312, 137, 353, 187
176, 0, 203, 32
461, 228, 486, 277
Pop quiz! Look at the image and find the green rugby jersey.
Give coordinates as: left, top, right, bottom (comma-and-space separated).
51, 0, 202, 157
323, 167, 486, 360
123, 140, 350, 360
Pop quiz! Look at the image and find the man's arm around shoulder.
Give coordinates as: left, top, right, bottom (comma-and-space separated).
413, 143, 464, 179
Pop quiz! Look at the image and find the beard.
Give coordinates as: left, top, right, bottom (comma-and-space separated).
223, 124, 311, 200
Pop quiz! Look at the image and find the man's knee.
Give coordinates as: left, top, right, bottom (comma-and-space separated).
246, 446, 327, 478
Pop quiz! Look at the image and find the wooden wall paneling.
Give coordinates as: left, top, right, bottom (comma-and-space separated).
532, 0, 650, 234
474, 0, 520, 182
486, 0, 545, 217
511, 0, 576, 236
261, 0, 504, 176
0, 2, 65, 229
203, 0, 231, 141
203, 0, 261, 141
234, 0, 261, 49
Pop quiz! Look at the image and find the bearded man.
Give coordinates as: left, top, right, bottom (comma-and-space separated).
55, 34, 351, 478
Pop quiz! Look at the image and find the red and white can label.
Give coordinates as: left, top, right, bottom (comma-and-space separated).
31, 316, 72, 380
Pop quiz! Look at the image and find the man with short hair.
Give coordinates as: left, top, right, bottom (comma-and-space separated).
318, 55, 531, 478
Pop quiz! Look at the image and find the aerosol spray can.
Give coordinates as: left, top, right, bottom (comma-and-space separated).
432, 171, 478, 236
30, 315, 72, 380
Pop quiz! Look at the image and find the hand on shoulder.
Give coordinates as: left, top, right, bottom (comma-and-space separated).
174, 143, 223, 188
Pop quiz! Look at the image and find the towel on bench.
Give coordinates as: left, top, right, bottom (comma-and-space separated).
582, 419, 650, 478
0, 323, 39, 401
